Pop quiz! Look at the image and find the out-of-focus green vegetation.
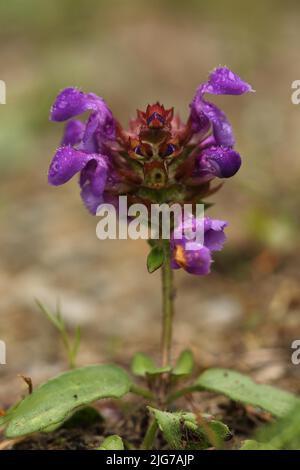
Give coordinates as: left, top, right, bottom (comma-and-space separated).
0, 0, 300, 246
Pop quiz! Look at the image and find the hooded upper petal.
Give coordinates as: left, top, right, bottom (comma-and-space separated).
50, 87, 116, 141
198, 146, 241, 178
190, 67, 253, 146
201, 67, 253, 95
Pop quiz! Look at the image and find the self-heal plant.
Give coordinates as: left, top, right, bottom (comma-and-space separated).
1, 68, 298, 450
48, 66, 249, 368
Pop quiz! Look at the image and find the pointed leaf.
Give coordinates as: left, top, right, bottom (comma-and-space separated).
35, 299, 63, 331
147, 246, 164, 273
3, 365, 131, 438
194, 368, 298, 418
172, 350, 194, 376
131, 352, 156, 376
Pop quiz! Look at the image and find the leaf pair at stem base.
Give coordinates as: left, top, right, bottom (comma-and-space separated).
1, 363, 298, 450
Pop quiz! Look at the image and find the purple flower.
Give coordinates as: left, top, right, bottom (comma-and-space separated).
190, 67, 253, 146
185, 67, 253, 184
171, 216, 228, 275
48, 88, 117, 214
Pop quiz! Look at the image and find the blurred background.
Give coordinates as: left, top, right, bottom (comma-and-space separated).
1, 0, 300, 405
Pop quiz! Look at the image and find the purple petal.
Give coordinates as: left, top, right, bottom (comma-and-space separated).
79, 159, 107, 196
198, 146, 241, 178
50, 88, 97, 121
79, 159, 108, 214
82, 111, 115, 152
189, 108, 210, 134
200, 101, 235, 146
48, 145, 107, 186
171, 243, 212, 275
80, 185, 104, 215
204, 217, 228, 252
61, 120, 85, 146
50, 87, 116, 141
83, 112, 99, 143
202, 67, 253, 95
84, 108, 116, 142
50, 88, 103, 121
190, 67, 253, 146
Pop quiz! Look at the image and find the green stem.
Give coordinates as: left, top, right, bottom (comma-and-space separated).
140, 419, 158, 450
161, 240, 174, 367
161, 239, 174, 367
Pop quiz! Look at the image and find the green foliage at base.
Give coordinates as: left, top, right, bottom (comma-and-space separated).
149, 407, 230, 450
0, 365, 131, 438
195, 368, 298, 418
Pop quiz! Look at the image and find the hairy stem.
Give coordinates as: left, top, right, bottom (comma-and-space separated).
161, 239, 175, 368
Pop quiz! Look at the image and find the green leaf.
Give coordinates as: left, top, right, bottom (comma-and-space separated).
131, 352, 156, 376
149, 407, 230, 450
172, 350, 194, 376
3, 365, 131, 438
36, 299, 81, 368
131, 352, 171, 377
254, 401, 300, 450
240, 440, 277, 450
147, 245, 164, 273
35, 298, 63, 331
194, 368, 298, 418
98, 435, 124, 450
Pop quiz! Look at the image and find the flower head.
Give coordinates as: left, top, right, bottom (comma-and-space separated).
48, 67, 251, 214
48, 67, 251, 274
